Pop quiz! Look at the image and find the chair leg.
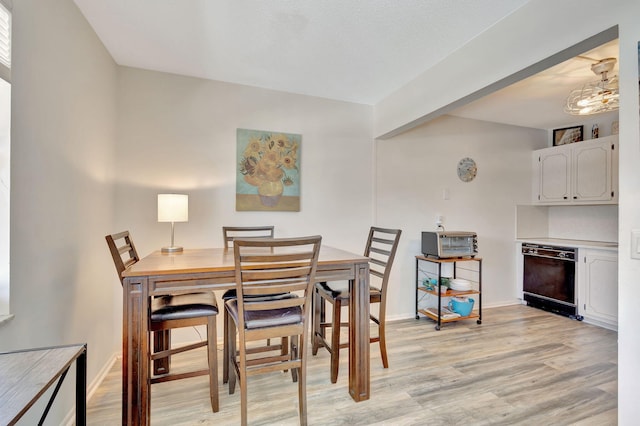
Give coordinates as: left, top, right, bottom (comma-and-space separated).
298, 334, 307, 426
312, 288, 321, 355
283, 336, 291, 376
228, 316, 237, 395
290, 336, 298, 383
330, 298, 341, 384
223, 309, 229, 384
153, 330, 171, 375
207, 316, 219, 413
379, 317, 389, 369
239, 345, 248, 426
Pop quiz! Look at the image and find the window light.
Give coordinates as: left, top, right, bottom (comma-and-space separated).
0, 3, 10, 70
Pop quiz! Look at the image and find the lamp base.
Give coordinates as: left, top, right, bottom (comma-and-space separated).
161, 246, 183, 253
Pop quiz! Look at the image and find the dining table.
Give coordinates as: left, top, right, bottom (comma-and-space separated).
121, 245, 371, 425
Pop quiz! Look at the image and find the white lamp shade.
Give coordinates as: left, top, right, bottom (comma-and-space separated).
158, 194, 188, 222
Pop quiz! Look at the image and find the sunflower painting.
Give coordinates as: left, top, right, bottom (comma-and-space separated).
236, 128, 301, 211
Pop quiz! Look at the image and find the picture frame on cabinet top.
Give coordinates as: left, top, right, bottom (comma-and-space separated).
553, 125, 583, 146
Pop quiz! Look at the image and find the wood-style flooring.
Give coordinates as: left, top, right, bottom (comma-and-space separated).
86, 305, 617, 425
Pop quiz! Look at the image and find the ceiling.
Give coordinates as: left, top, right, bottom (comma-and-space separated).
73, 0, 619, 130
449, 39, 619, 130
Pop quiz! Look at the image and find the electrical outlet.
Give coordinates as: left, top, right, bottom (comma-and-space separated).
435, 215, 444, 227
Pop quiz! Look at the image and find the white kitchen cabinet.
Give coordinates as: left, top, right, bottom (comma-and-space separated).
532, 135, 618, 205
577, 248, 618, 330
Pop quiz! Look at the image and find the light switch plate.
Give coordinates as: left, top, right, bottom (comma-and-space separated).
632, 230, 640, 259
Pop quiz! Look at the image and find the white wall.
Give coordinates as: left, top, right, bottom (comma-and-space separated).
616, 17, 640, 426
376, 115, 547, 317
0, 0, 119, 423
548, 205, 618, 242
114, 66, 374, 342
0, 79, 9, 314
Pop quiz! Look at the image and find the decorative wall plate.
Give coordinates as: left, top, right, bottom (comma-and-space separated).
457, 157, 477, 182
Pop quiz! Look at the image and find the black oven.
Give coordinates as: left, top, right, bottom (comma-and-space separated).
522, 243, 582, 320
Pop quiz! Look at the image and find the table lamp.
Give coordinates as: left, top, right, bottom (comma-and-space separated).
158, 193, 188, 253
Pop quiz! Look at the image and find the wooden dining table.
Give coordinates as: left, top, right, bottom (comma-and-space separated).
121, 245, 371, 425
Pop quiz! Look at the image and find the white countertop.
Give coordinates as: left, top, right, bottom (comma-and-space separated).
516, 237, 618, 250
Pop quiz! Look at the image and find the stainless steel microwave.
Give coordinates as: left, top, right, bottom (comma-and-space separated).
421, 231, 478, 258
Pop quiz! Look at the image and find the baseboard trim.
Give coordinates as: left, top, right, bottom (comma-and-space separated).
63, 351, 120, 426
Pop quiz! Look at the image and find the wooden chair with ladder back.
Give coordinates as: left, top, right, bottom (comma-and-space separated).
222, 226, 275, 249
226, 235, 322, 426
221, 226, 288, 385
312, 226, 402, 383
105, 230, 220, 413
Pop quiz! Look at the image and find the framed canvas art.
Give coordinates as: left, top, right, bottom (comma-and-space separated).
236, 128, 301, 211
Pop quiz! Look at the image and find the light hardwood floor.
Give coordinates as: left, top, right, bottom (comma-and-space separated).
86, 305, 617, 425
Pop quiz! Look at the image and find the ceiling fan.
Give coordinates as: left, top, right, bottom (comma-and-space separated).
564, 57, 619, 116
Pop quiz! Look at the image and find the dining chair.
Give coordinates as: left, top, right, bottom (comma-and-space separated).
222, 225, 275, 249
105, 230, 220, 413
226, 235, 322, 426
221, 225, 283, 384
312, 226, 402, 383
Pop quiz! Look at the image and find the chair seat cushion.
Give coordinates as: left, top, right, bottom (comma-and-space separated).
225, 294, 302, 329
151, 292, 218, 322
222, 289, 288, 300
317, 281, 381, 301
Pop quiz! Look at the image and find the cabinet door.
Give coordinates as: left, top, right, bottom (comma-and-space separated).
580, 250, 618, 328
572, 142, 613, 202
532, 136, 618, 205
537, 147, 571, 203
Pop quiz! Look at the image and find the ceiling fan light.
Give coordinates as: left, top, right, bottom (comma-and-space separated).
605, 92, 619, 101
565, 59, 620, 116
591, 58, 616, 75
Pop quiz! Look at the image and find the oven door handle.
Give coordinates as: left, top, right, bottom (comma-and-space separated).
523, 253, 576, 262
